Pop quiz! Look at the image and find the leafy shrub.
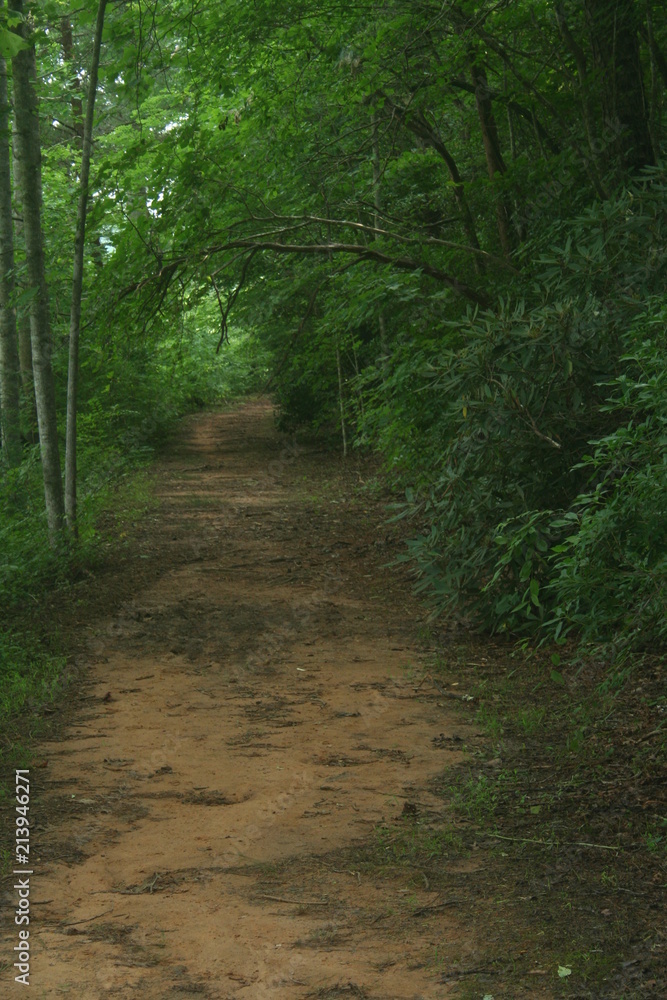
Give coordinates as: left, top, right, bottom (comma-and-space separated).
364, 174, 667, 655
547, 332, 667, 653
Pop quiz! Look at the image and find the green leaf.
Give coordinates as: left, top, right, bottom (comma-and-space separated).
529, 578, 541, 607
550, 670, 565, 686
0, 26, 29, 58
558, 966, 572, 978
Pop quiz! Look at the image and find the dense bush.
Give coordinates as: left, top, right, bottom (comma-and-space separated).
358, 176, 667, 656
547, 332, 667, 653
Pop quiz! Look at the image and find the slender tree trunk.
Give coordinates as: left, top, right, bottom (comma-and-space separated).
371, 111, 389, 356
350, 335, 365, 422
60, 15, 84, 149
584, 0, 654, 172
645, 0, 663, 161
469, 60, 515, 259
11, 0, 65, 542
65, 0, 107, 533
505, 41, 517, 163
0, 54, 21, 467
335, 338, 347, 459
555, 2, 606, 189
387, 98, 485, 272
414, 112, 485, 273
12, 115, 34, 422
642, 3, 667, 87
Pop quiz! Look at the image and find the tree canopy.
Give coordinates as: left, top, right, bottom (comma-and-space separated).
0, 0, 665, 659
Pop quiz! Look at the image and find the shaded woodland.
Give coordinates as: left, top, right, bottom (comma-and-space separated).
0, 0, 665, 675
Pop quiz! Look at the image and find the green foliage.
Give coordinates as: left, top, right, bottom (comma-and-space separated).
1, 0, 665, 695
547, 332, 667, 653
374, 177, 667, 655
448, 772, 499, 825
0, 451, 58, 603
0, 628, 65, 723
374, 821, 464, 865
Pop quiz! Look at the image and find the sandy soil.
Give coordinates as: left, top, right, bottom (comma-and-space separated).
4, 401, 488, 999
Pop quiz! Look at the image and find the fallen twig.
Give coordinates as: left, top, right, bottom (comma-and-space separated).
258, 894, 329, 905
412, 898, 462, 916
60, 908, 116, 927
488, 833, 623, 850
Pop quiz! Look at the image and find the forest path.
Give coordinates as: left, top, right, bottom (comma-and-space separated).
14, 400, 483, 999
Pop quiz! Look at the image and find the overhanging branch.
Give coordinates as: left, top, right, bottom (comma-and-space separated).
202, 238, 493, 308
119, 228, 494, 322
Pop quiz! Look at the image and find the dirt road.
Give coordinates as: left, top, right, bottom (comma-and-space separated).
6, 400, 489, 999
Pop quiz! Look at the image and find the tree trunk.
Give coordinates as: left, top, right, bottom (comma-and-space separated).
12, 115, 35, 423
469, 60, 515, 258
335, 338, 347, 459
11, 0, 65, 542
382, 96, 485, 272
410, 111, 485, 273
371, 111, 389, 358
584, 0, 654, 172
65, 0, 107, 533
644, 0, 663, 161
60, 14, 84, 149
554, 3, 608, 198
0, 53, 21, 467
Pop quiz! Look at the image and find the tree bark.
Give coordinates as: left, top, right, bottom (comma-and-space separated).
65, 0, 107, 532
408, 111, 485, 274
469, 60, 515, 259
371, 111, 389, 357
0, 53, 21, 467
584, 0, 654, 172
11, 118, 34, 414
60, 15, 84, 149
11, 0, 65, 541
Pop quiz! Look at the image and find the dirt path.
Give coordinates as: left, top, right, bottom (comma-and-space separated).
7, 401, 487, 999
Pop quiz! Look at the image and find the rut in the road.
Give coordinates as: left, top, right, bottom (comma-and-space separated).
10, 400, 485, 999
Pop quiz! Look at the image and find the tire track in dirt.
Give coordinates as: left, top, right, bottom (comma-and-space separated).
4, 400, 480, 999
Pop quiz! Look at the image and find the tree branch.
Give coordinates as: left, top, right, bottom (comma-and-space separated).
216, 248, 259, 352
206, 239, 492, 307
122, 235, 494, 311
